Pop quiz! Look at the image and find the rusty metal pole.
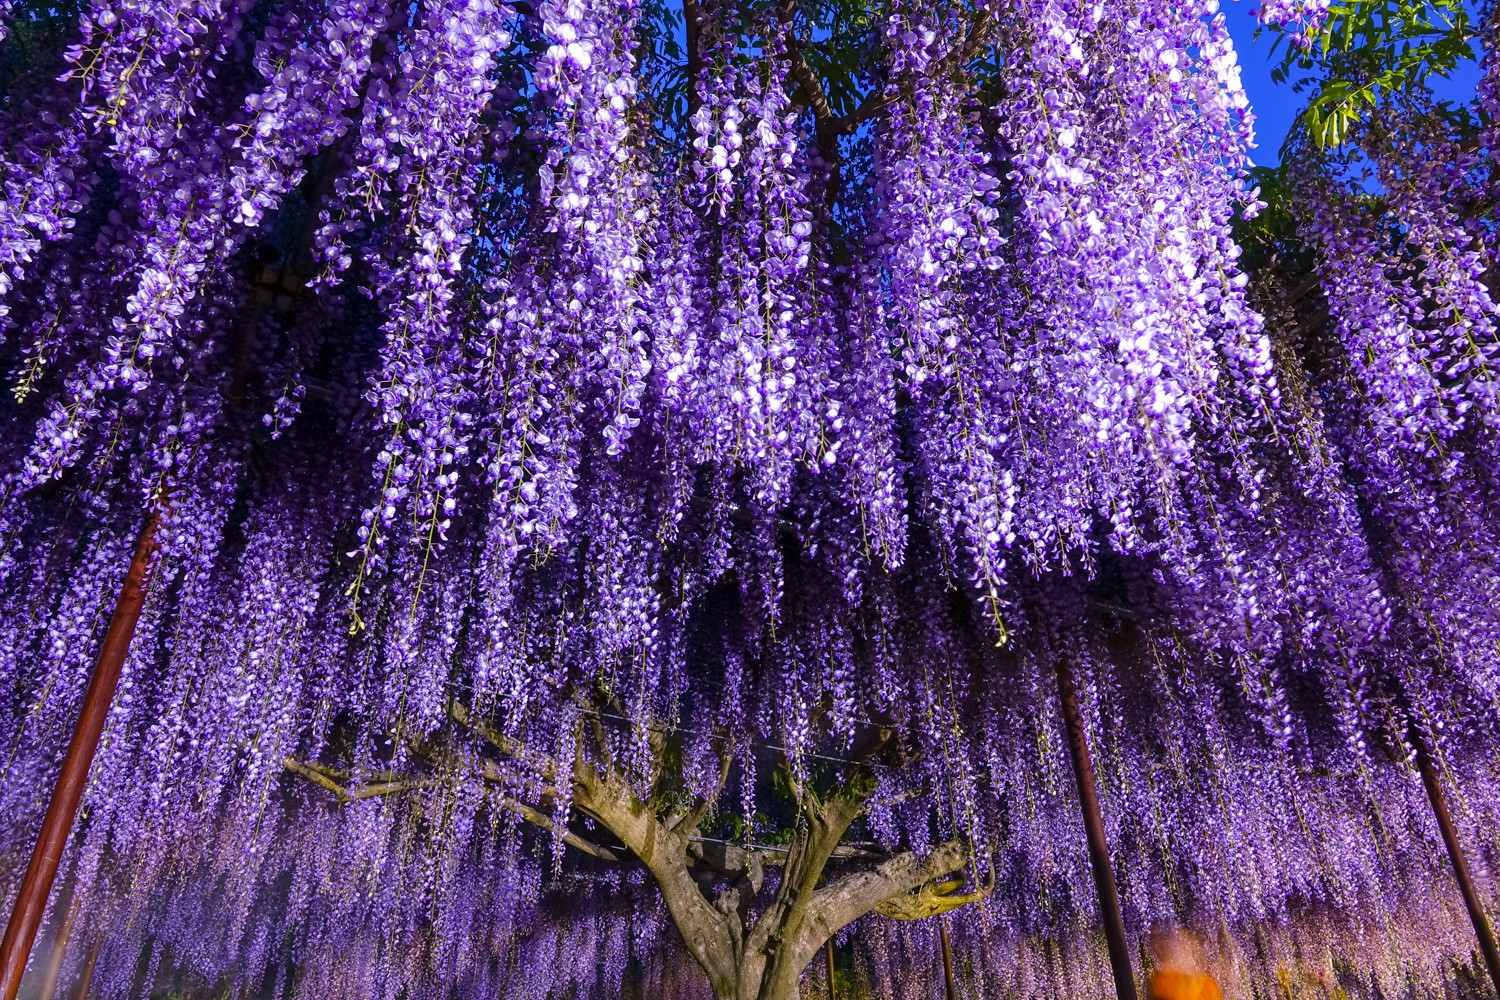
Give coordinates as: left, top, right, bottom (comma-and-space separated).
939, 921, 958, 1000
33, 897, 76, 1000
1057, 660, 1137, 1000
0, 510, 163, 1000
825, 939, 836, 1000
1411, 727, 1500, 996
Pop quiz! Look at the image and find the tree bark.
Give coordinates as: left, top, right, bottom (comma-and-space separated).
1057, 660, 1137, 1000
0, 509, 164, 1000
1411, 727, 1500, 996
435, 704, 978, 1000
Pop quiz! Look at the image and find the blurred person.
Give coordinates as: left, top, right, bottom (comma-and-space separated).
1149, 928, 1223, 1000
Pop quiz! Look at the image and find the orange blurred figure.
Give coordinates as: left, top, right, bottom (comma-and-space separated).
1149, 929, 1222, 1000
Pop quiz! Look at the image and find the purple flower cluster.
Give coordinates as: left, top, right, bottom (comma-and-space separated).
1250, 0, 1331, 48
989, 0, 1267, 598
343, 0, 514, 598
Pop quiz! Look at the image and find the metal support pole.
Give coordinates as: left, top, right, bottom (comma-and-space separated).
1057, 660, 1137, 1000
1411, 727, 1500, 996
825, 940, 836, 1000
0, 510, 163, 1000
939, 921, 958, 1000
34, 898, 75, 1000
70, 939, 100, 1000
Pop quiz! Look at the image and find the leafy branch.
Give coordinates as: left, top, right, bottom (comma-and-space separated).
1267, 0, 1482, 149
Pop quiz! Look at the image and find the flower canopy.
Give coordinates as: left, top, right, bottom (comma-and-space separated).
0, 0, 1496, 998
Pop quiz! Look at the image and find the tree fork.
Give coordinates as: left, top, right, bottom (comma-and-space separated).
1057, 660, 1137, 1000
1410, 724, 1500, 996
0, 508, 164, 1000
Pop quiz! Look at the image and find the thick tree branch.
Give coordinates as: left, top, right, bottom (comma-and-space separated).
1286, 273, 1321, 305
283, 758, 351, 801
816, 838, 971, 930
282, 758, 435, 802
448, 699, 564, 783
934, 12, 995, 82
447, 700, 516, 752
864, 839, 978, 917
450, 698, 742, 995
355, 777, 436, 799
872, 876, 984, 921
284, 753, 619, 860
778, 0, 843, 212
784, 34, 840, 152
783, 7, 996, 155
505, 800, 620, 861
745, 791, 865, 999
572, 766, 742, 995
674, 738, 734, 836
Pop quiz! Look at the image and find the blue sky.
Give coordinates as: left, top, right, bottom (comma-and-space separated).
1222, 2, 1486, 166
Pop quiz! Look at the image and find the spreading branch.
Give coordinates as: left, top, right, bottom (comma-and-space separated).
506, 800, 621, 861
673, 737, 735, 835
281, 758, 435, 802
282, 755, 618, 860
873, 877, 984, 921
824, 839, 973, 926
683, 0, 705, 116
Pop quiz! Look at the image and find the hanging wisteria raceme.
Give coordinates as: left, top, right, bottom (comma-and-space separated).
1363, 101, 1500, 425
5, 0, 401, 498
0, 0, 1497, 999
650, 14, 837, 524
973, 0, 1285, 663
12, 0, 254, 433
1480, 2, 1499, 188
1275, 91, 1500, 748
232, 0, 394, 230
1297, 182, 1459, 451
868, 5, 1011, 597
458, 0, 662, 712
4, 582, 1499, 1000
1250, 0, 1331, 48
0, 84, 94, 324
339, 0, 515, 603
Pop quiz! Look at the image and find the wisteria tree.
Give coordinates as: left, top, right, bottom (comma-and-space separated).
0, 0, 1496, 999
282, 700, 983, 1000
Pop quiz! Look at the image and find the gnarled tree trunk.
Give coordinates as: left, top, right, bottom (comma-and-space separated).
289, 702, 985, 1000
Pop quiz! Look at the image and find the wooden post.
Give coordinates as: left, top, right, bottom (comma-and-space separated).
0, 510, 163, 1000
1057, 660, 1137, 1000
939, 921, 958, 1000
71, 939, 100, 1000
1411, 727, 1500, 997
825, 939, 836, 1000
34, 898, 75, 1000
